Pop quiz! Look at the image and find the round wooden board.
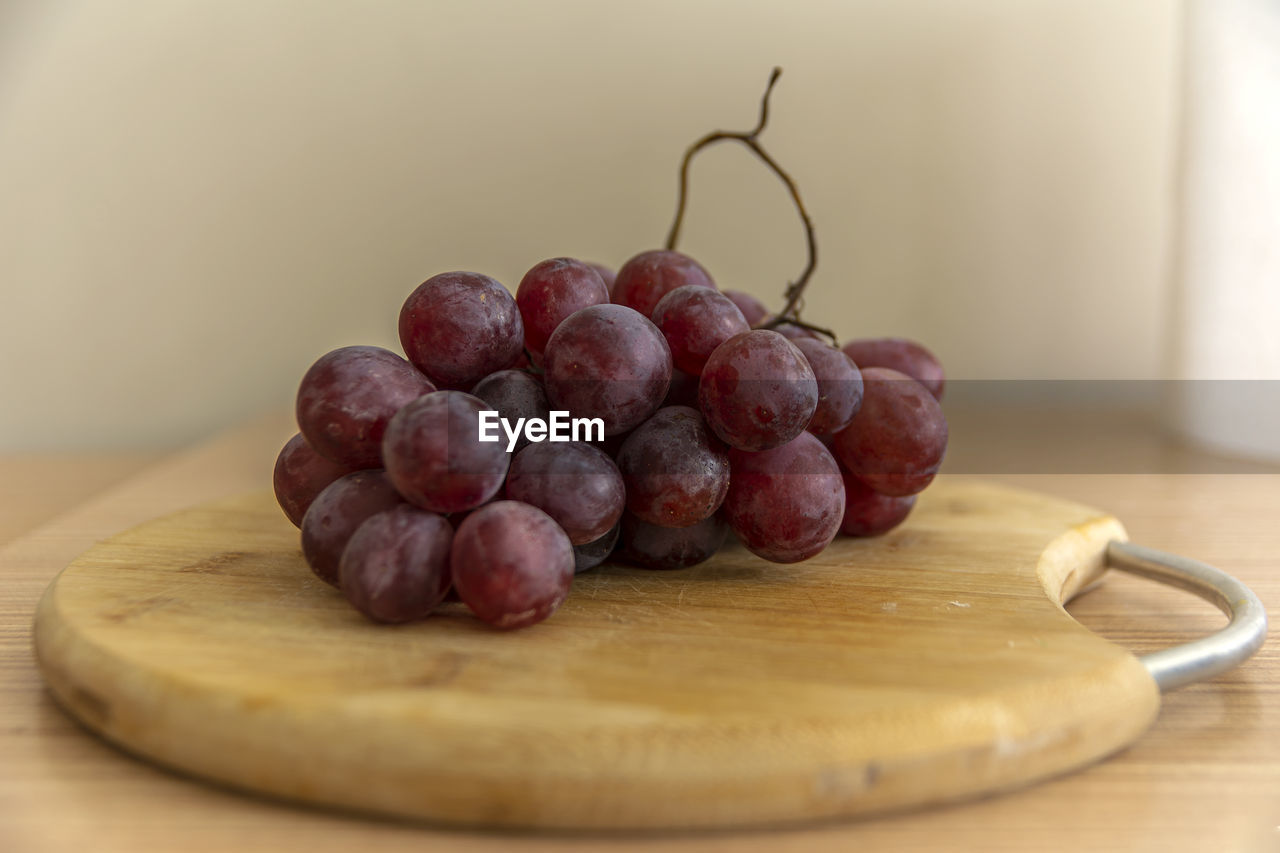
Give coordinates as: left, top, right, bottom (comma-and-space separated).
33, 478, 1160, 831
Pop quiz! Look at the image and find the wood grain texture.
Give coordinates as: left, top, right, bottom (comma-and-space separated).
2, 413, 1277, 852
0, 452, 158, 549
31, 479, 1158, 830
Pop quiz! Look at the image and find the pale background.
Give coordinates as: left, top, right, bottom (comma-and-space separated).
0, 0, 1273, 453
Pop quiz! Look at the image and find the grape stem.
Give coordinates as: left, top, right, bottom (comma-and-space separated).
664, 67, 836, 343
521, 347, 545, 376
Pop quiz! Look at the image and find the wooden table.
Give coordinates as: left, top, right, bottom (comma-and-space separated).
2, 412, 1277, 852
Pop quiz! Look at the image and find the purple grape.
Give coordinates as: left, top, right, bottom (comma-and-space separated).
612, 249, 715, 318
543, 303, 672, 436
445, 496, 497, 531
765, 317, 823, 342
698, 329, 818, 451
295, 346, 434, 468
832, 367, 948, 497
516, 257, 610, 356
382, 391, 510, 513
399, 272, 524, 389
652, 285, 750, 376
840, 470, 916, 537
663, 368, 700, 408
300, 470, 404, 586
724, 290, 768, 327
723, 433, 845, 563
273, 433, 360, 527
794, 338, 864, 436
615, 406, 729, 528
504, 442, 625, 545
586, 429, 630, 459
338, 505, 453, 623
573, 522, 620, 573
588, 262, 617, 295
841, 337, 945, 401
619, 512, 728, 570
469, 369, 551, 454
451, 501, 574, 629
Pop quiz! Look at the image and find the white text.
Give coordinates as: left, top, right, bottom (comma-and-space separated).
477, 410, 605, 452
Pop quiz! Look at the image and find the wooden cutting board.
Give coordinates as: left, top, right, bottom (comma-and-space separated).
33, 478, 1160, 831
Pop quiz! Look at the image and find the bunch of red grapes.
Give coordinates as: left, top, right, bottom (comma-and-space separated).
274, 251, 947, 629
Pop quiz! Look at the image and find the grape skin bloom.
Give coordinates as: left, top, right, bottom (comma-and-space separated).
273, 432, 360, 528
505, 441, 625, 545
339, 505, 453, 623
612, 249, 715, 319
543, 304, 673, 436
295, 346, 434, 469
794, 338, 863, 436
516, 257, 610, 357
832, 367, 947, 497
698, 330, 818, 452
616, 406, 729, 528
451, 501, 575, 629
300, 470, 405, 586
382, 391, 510, 513
652, 285, 749, 376
399, 271, 524, 389
619, 512, 728, 571
722, 432, 845, 564
841, 337, 945, 401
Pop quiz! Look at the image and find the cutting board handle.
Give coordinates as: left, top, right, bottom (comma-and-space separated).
1108, 541, 1268, 691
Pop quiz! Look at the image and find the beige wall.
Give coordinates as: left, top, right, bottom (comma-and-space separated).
1169, 0, 1280, 460
0, 1, 1180, 451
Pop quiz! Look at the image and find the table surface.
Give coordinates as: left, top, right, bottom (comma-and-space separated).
2, 412, 1277, 853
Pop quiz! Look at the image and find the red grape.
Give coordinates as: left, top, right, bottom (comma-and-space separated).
794, 338, 863, 436
841, 337, 945, 400
663, 368, 700, 408
543, 304, 672, 436
451, 501, 574, 629
272, 433, 359, 527
300, 470, 404, 586
615, 406, 729, 527
399, 272, 524, 389
724, 290, 768, 327
722, 433, 844, 563
619, 512, 728, 570
698, 329, 818, 451
382, 391, 510, 513
840, 470, 916, 537
338, 505, 453, 623
469, 369, 550, 454
275, 79, 959, 630
574, 522, 620, 573
445, 495, 498, 530
612, 249, 715, 318
504, 441, 625, 545
516, 258, 609, 356
295, 346, 434, 468
586, 429, 630, 459
588, 262, 617, 295
652, 285, 749, 376
832, 367, 947, 496
766, 317, 822, 342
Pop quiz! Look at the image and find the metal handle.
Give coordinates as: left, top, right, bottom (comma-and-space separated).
1106, 541, 1268, 692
